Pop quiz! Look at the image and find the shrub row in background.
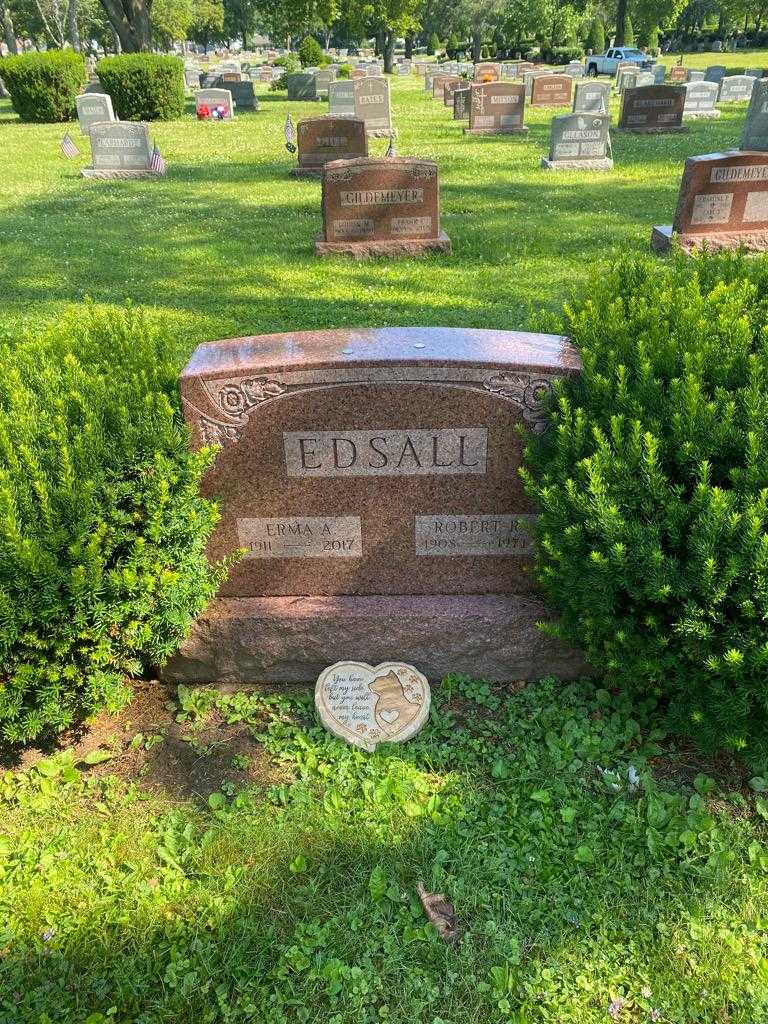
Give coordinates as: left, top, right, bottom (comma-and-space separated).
524, 251, 768, 763
0, 308, 228, 745
0, 50, 84, 123
95, 54, 184, 121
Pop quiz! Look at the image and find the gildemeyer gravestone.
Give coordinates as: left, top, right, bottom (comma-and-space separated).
166, 326, 585, 684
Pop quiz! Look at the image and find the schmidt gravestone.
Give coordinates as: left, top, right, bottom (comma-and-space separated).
166, 327, 585, 684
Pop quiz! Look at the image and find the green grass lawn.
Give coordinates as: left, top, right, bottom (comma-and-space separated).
3, 50, 768, 1024
2, 677, 768, 1024
0, 49, 766, 364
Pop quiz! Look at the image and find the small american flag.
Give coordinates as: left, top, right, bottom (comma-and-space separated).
385, 136, 397, 158
149, 144, 166, 175
60, 133, 80, 159
284, 113, 296, 153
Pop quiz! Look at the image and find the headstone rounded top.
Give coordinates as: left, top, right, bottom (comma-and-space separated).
315, 660, 431, 751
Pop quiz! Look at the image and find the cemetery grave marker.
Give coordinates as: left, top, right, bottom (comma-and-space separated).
329, 80, 356, 116
541, 112, 612, 171
704, 65, 726, 84
746, 68, 766, 79
196, 88, 233, 120
652, 150, 768, 253
316, 158, 450, 257
353, 77, 394, 138
683, 80, 720, 119
718, 75, 755, 103
743, 80, 768, 151
216, 78, 258, 110
466, 82, 527, 135
292, 115, 368, 178
443, 78, 464, 107
653, 65, 667, 84
616, 67, 639, 92
475, 62, 501, 83
573, 80, 610, 114
168, 326, 584, 683
634, 71, 655, 88
453, 87, 470, 120
431, 74, 452, 100
530, 74, 573, 108
287, 73, 318, 100
668, 64, 689, 83
82, 121, 163, 179
75, 93, 115, 135
565, 61, 585, 78
618, 84, 687, 133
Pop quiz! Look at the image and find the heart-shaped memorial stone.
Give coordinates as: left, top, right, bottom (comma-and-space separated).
315, 661, 431, 752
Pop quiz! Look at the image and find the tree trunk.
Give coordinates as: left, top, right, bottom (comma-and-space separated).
0, 1, 18, 53
404, 32, 413, 58
615, 0, 628, 46
67, 0, 81, 50
472, 28, 481, 62
383, 29, 395, 73
99, 0, 152, 52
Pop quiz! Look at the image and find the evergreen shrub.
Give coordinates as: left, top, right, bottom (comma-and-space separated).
95, 54, 184, 121
298, 36, 323, 67
0, 50, 84, 123
523, 252, 768, 758
0, 308, 229, 744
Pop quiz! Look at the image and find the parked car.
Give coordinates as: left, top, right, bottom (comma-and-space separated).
586, 47, 654, 76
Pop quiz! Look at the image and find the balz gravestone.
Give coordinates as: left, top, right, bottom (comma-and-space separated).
541, 113, 612, 171
353, 77, 394, 138
316, 158, 450, 258
618, 84, 687, 133
82, 122, 162, 179
167, 326, 585, 684
75, 93, 115, 135
466, 82, 527, 135
292, 116, 368, 177
652, 150, 768, 253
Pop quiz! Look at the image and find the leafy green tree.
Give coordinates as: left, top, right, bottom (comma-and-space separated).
0, 0, 18, 52
151, 0, 193, 48
298, 31, 322, 62
258, 0, 337, 49
585, 15, 605, 49
98, 0, 152, 50
428, 29, 439, 52
223, 0, 260, 49
188, 0, 225, 49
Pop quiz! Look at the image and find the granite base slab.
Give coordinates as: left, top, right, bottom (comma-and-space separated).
289, 167, 324, 178
366, 129, 397, 139
81, 168, 165, 179
162, 594, 589, 685
616, 126, 689, 134
652, 224, 768, 254
464, 126, 529, 135
682, 110, 721, 119
540, 157, 613, 170
315, 230, 452, 259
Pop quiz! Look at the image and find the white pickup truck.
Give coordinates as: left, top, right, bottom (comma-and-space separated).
586, 47, 654, 77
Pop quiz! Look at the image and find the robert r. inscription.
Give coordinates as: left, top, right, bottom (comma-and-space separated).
283, 428, 487, 476
415, 514, 535, 556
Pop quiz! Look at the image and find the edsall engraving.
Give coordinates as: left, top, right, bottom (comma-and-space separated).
283, 428, 488, 477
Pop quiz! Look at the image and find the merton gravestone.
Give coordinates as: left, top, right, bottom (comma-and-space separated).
466, 82, 527, 135
82, 122, 160, 179
651, 150, 768, 253
316, 158, 450, 257
293, 116, 367, 177
743, 81, 768, 151
541, 113, 612, 171
618, 84, 687, 133
75, 93, 115, 135
167, 326, 584, 683
573, 80, 610, 114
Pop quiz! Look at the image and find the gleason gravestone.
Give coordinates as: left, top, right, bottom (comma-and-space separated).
683, 80, 720, 119
287, 73, 318, 100
328, 80, 356, 116
316, 158, 450, 258
292, 116, 368, 177
530, 74, 572, 108
651, 150, 768, 253
353, 77, 394, 138
541, 113, 612, 171
75, 93, 115, 135
82, 121, 162, 179
166, 326, 585, 684
453, 87, 470, 120
743, 80, 768, 151
196, 88, 233, 120
618, 84, 687, 133
718, 75, 755, 103
466, 82, 527, 135
573, 80, 610, 114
